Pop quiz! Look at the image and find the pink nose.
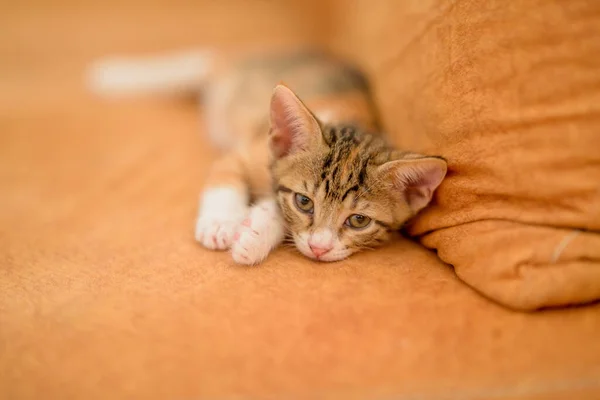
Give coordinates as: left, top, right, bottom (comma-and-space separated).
309, 244, 332, 257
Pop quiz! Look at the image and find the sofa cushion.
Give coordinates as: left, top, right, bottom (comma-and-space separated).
331, 0, 600, 310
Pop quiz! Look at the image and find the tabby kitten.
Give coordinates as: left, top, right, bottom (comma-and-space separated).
88, 49, 447, 265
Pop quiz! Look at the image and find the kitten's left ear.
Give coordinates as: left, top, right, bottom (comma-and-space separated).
378, 157, 447, 214
269, 84, 322, 158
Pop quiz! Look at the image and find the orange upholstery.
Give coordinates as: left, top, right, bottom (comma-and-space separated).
2, 1, 600, 398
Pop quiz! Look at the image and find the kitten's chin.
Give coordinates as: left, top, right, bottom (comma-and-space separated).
313, 250, 352, 262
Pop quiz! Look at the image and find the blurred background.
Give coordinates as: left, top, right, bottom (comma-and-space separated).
0, 0, 338, 109
0, 0, 360, 243
3, 2, 600, 399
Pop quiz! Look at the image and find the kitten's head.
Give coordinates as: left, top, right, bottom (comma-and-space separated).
268, 85, 447, 262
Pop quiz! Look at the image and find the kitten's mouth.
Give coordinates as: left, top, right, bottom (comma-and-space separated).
298, 244, 351, 262
292, 234, 352, 262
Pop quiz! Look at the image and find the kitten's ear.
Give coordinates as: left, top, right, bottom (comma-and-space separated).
269, 84, 321, 158
379, 157, 447, 214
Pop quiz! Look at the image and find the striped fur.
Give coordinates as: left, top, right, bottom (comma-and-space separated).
272, 122, 422, 258
193, 50, 446, 263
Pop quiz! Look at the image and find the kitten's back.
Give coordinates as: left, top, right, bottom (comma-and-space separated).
206, 49, 379, 149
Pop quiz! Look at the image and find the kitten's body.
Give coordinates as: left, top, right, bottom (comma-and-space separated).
89, 48, 446, 265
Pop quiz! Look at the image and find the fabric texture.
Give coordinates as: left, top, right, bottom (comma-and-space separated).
2, 0, 600, 399
331, 0, 600, 310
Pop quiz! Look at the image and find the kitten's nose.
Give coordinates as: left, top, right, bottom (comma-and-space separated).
309, 244, 332, 257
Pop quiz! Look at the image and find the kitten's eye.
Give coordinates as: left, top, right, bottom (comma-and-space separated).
294, 193, 314, 214
345, 214, 371, 229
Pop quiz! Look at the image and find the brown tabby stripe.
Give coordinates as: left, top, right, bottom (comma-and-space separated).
278, 195, 296, 225
374, 219, 392, 230
319, 124, 390, 201
277, 185, 293, 194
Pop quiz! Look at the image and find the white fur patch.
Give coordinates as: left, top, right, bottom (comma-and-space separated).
309, 228, 334, 248
231, 199, 285, 265
195, 187, 248, 250
87, 50, 212, 97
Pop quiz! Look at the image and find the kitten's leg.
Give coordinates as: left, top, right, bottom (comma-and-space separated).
231, 198, 285, 265
195, 152, 249, 250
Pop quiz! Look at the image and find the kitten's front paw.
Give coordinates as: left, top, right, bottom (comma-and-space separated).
195, 217, 243, 250
231, 201, 284, 265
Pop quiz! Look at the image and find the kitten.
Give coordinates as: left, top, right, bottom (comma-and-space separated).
88, 49, 447, 265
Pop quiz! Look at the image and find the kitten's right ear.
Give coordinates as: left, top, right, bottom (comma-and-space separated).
269, 84, 321, 158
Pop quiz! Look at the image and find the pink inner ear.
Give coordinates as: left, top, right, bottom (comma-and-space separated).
269, 85, 319, 158
390, 159, 447, 213
270, 128, 293, 158
269, 90, 290, 157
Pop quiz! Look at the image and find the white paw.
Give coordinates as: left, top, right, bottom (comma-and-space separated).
195, 216, 243, 250
231, 200, 285, 265
195, 187, 248, 251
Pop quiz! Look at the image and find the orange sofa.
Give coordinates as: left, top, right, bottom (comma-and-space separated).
1, 0, 599, 399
